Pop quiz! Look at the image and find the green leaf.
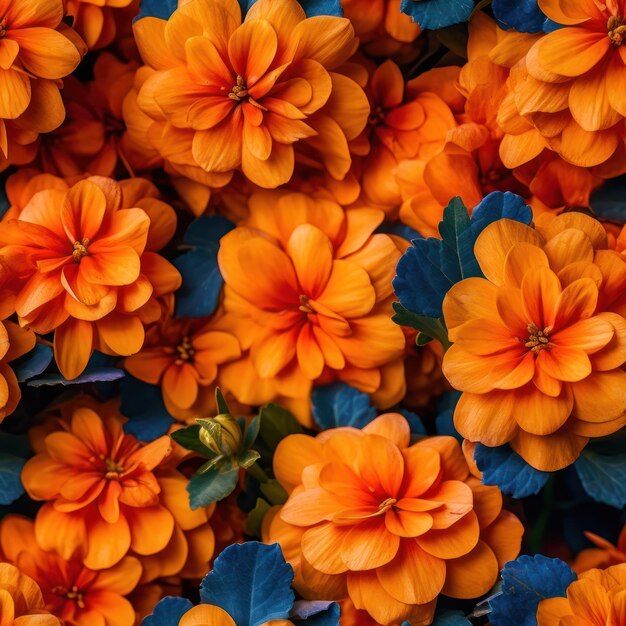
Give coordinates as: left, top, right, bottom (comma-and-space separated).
215, 388, 230, 415
260, 479, 288, 505
187, 467, 239, 509
416, 333, 432, 346
197, 456, 225, 474
245, 498, 271, 537
238, 449, 261, 469
171, 425, 214, 457
258, 404, 303, 450
243, 414, 261, 450
392, 302, 451, 350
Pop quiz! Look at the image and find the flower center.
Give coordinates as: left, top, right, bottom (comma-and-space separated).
298, 294, 315, 314
608, 15, 626, 45
72, 238, 90, 263
378, 497, 397, 513
51, 585, 86, 609
176, 336, 195, 364
103, 456, 125, 479
525, 323, 553, 353
228, 75, 268, 111
368, 105, 385, 127
0, 18, 7, 38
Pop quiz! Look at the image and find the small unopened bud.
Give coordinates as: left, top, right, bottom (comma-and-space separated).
198, 414, 243, 457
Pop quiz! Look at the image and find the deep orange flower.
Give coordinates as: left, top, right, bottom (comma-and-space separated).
500, 0, 626, 169
358, 60, 457, 212
0, 515, 141, 626
131, 0, 369, 189
21, 401, 175, 570
0, 175, 181, 379
572, 525, 626, 573
341, 0, 422, 60
537, 563, 626, 624
35, 53, 146, 178
0, 562, 61, 626
0, 0, 84, 169
124, 315, 241, 421
443, 213, 626, 471
0, 319, 35, 422
265, 413, 523, 625
216, 190, 406, 425
65, 0, 134, 50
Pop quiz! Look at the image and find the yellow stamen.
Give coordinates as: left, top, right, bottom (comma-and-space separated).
524, 322, 553, 353
608, 15, 626, 45
228, 75, 268, 111
72, 238, 90, 263
378, 497, 397, 513
0, 18, 7, 39
298, 294, 314, 314
104, 458, 124, 480
175, 336, 195, 364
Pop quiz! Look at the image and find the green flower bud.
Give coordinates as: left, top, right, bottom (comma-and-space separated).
198, 414, 243, 457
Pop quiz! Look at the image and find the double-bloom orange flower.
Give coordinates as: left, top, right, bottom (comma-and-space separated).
132, 0, 369, 188
266, 413, 523, 624
444, 213, 626, 470
0, 176, 181, 379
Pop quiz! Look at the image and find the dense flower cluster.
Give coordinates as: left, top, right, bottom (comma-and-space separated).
0, 0, 624, 625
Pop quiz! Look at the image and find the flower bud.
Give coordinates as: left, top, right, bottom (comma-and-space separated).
198, 414, 243, 457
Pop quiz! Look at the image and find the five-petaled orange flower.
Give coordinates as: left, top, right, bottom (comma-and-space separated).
0, 515, 141, 626
124, 315, 241, 421
0, 175, 181, 379
0, 562, 62, 626
537, 563, 626, 624
443, 213, 626, 471
265, 413, 523, 625
131, 0, 369, 188
217, 190, 406, 424
21, 403, 175, 570
0, 0, 84, 168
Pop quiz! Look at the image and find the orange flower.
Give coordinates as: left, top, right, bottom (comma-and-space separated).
341, 0, 422, 61
216, 190, 406, 425
572, 525, 626, 573
0, 175, 181, 379
358, 60, 457, 211
0, 562, 61, 626
21, 401, 175, 570
124, 315, 241, 421
65, 0, 134, 50
35, 52, 145, 178
501, 0, 626, 169
0, 0, 84, 168
177, 604, 295, 626
0, 318, 35, 422
131, 0, 369, 189
265, 413, 523, 625
0, 515, 141, 626
442, 213, 626, 471
537, 563, 626, 624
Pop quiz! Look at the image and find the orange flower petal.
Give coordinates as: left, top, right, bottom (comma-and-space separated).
442, 540, 499, 599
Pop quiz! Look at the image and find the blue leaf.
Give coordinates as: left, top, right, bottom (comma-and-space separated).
489, 555, 576, 626
188, 467, 239, 509
435, 391, 462, 441
200, 542, 294, 626
291, 601, 340, 626
312, 383, 377, 430
575, 451, 626, 509
399, 0, 474, 30
120, 375, 174, 442
12, 344, 53, 382
0, 454, 26, 505
27, 352, 124, 387
432, 610, 472, 625
470, 192, 533, 237
474, 443, 550, 498
397, 409, 427, 436
135, 0, 177, 21
239, 0, 342, 16
590, 174, 626, 225
173, 216, 235, 318
393, 237, 453, 318
142, 596, 194, 626
376, 222, 420, 242
492, 0, 547, 33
